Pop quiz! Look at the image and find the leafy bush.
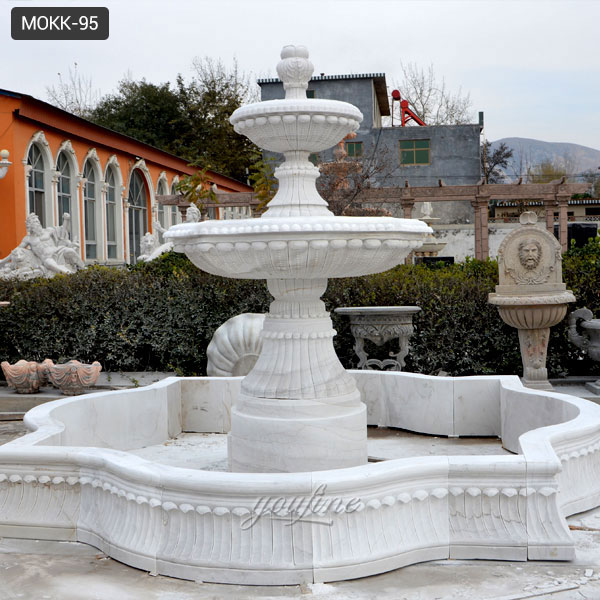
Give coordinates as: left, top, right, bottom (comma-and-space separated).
0, 255, 270, 375
0, 241, 599, 377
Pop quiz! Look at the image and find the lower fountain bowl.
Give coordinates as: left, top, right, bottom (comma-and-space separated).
166, 216, 431, 279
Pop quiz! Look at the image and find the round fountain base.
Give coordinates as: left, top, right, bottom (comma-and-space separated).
229, 393, 367, 472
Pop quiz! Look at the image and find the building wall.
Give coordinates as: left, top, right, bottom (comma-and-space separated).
433, 224, 517, 262
260, 77, 378, 130
0, 93, 250, 263
259, 78, 481, 224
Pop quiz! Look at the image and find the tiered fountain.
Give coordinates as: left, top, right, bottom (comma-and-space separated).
3, 45, 600, 586
167, 45, 430, 473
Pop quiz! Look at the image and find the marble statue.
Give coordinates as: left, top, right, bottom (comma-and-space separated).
51, 213, 78, 250
421, 201, 433, 219
207, 313, 266, 376
0, 213, 84, 279
489, 211, 575, 389
136, 222, 173, 262
185, 202, 201, 223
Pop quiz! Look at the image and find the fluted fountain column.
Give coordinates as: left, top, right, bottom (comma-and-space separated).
230, 278, 366, 472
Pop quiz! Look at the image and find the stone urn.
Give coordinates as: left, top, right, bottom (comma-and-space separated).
489, 212, 575, 390
568, 308, 600, 394
1, 360, 41, 394
37, 358, 55, 386
47, 360, 102, 396
334, 306, 421, 371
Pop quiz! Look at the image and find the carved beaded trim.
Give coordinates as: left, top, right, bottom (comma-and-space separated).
0, 474, 560, 515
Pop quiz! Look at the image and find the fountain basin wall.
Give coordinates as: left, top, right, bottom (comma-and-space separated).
1, 372, 600, 584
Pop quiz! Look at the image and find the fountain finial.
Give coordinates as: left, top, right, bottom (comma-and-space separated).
277, 45, 313, 99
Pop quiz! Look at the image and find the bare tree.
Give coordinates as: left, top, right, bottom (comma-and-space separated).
190, 56, 260, 105
317, 135, 393, 216
526, 153, 577, 184
508, 142, 533, 180
481, 140, 513, 183
46, 63, 100, 118
390, 62, 473, 126
582, 168, 600, 197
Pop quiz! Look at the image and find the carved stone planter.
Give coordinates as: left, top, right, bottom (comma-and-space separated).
37, 358, 55, 386
489, 212, 575, 390
1, 360, 42, 394
335, 306, 420, 371
47, 360, 102, 396
568, 308, 600, 394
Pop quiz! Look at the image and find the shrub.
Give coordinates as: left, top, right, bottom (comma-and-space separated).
0, 255, 270, 375
0, 240, 598, 377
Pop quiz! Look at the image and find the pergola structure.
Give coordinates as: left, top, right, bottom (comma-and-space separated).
158, 180, 590, 260
156, 192, 257, 221
354, 179, 590, 259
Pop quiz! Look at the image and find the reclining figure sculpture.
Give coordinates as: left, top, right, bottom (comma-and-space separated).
0, 213, 84, 279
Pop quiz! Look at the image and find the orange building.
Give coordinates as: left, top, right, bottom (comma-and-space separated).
0, 89, 252, 263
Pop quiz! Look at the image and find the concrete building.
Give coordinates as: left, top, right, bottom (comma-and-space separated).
258, 73, 482, 223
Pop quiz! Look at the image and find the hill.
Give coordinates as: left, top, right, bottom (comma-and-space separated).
490, 137, 600, 180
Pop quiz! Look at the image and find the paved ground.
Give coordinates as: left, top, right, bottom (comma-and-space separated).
2, 529, 600, 600
4, 420, 600, 599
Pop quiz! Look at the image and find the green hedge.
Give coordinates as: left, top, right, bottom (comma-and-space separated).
0, 238, 599, 378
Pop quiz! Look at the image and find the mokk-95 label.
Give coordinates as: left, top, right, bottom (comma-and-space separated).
12, 7, 109, 40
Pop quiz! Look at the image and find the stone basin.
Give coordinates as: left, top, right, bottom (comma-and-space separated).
2, 370, 600, 585
168, 216, 429, 279
230, 99, 362, 153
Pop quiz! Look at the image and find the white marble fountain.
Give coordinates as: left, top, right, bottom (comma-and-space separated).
2, 46, 600, 585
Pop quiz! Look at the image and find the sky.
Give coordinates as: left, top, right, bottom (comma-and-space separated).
3, 0, 600, 150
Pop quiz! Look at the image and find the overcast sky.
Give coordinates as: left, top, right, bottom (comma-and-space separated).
4, 0, 600, 150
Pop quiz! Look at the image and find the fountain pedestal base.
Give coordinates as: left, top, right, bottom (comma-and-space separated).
229, 393, 367, 473
228, 278, 368, 473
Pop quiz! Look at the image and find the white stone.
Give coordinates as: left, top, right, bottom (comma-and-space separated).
206, 314, 265, 377
0, 213, 84, 279
165, 46, 430, 473
489, 211, 575, 390
137, 224, 173, 262
0, 372, 600, 582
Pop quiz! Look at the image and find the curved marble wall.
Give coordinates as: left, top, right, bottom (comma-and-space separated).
0, 372, 599, 584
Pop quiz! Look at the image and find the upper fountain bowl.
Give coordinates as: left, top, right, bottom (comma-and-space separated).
230, 100, 362, 154
230, 44, 362, 154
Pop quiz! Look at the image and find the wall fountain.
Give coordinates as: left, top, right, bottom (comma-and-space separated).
1, 46, 600, 586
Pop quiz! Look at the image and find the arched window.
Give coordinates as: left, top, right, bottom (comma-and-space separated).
105, 168, 118, 259
156, 179, 168, 243
83, 161, 98, 259
128, 170, 148, 262
27, 145, 46, 225
56, 152, 72, 233
169, 181, 180, 226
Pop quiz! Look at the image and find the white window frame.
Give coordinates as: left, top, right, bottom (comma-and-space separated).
82, 150, 103, 262
23, 131, 54, 227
